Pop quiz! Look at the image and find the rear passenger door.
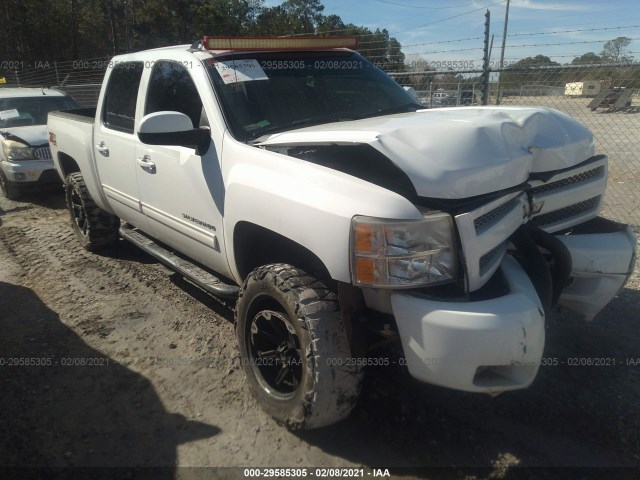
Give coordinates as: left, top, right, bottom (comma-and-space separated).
95, 62, 149, 230
135, 60, 228, 275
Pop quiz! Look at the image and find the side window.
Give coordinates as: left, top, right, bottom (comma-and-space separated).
145, 61, 205, 128
103, 62, 143, 133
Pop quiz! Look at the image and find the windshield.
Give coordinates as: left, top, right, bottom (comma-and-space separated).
0, 95, 79, 128
205, 51, 421, 142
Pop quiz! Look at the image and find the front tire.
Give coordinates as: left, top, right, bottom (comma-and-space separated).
65, 172, 119, 251
235, 264, 363, 430
0, 170, 21, 200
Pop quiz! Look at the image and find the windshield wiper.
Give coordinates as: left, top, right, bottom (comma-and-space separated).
358, 102, 423, 119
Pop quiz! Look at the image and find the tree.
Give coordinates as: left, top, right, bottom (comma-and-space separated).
512, 55, 560, 67
499, 54, 562, 93
571, 52, 604, 65
256, 3, 404, 70
402, 55, 433, 89
256, 0, 324, 35
601, 37, 634, 63
0, 0, 407, 78
194, 0, 263, 37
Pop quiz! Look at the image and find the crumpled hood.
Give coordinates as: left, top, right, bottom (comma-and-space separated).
258, 106, 595, 199
0, 125, 49, 147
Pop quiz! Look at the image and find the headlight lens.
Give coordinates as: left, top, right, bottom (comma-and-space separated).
351, 213, 457, 288
2, 140, 36, 160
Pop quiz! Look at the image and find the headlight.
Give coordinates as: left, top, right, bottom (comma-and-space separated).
2, 140, 36, 160
350, 213, 457, 288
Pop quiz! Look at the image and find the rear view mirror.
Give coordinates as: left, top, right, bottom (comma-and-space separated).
138, 111, 211, 155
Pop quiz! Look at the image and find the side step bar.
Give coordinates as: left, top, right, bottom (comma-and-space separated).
119, 225, 240, 298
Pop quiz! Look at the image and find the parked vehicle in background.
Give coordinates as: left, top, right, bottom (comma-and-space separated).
459, 90, 475, 105
48, 36, 637, 430
432, 91, 451, 106
565, 81, 603, 98
0, 87, 79, 199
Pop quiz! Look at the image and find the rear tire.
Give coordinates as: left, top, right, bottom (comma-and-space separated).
235, 263, 363, 430
65, 172, 119, 251
0, 170, 21, 200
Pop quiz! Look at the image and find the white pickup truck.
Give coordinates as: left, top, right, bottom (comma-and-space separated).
48, 36, 637, 430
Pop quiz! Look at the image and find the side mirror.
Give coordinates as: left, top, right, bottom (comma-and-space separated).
138, 111, 211, 155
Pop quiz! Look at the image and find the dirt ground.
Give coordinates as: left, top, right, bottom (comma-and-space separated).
1, 189, 639, 480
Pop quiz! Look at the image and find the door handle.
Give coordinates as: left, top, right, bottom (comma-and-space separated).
96, 141, 109, 156
136, 155, 156, 172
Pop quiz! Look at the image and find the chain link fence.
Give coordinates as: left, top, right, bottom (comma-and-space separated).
0, 58, 106, 107
2, 57, 639, 226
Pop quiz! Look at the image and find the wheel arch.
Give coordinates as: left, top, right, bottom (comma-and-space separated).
56, 152, 81, 184
233, 221, 333, 286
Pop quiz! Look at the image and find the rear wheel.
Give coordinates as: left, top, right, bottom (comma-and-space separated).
235, 263, 363, 430
0, 170, 21, 200
65, 172, 119, 251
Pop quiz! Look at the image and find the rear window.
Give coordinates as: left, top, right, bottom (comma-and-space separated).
103, 62, 144, 133
0, 95, 79, 128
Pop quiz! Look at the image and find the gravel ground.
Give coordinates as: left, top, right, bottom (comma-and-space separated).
1, 189, 639, 480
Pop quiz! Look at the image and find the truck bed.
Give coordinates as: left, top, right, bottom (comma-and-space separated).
49, 108, 96, 123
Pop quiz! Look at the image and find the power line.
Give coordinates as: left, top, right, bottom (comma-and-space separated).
394, 36, 485, 49
503, 37, 640, 49
377, 46, 483, 55
288, 0, 507, 38
500, 24, 640, 39
390, 0, 508, 35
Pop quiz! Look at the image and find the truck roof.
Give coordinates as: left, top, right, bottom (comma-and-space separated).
0, 87, 67, 99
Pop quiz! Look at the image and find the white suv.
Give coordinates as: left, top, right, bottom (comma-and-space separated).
0, 87, 79, 199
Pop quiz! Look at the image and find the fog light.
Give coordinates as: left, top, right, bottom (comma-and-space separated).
14, 173, 25, 181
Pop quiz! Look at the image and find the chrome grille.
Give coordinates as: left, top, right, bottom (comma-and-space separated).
454, 156, 607, 293
479, 243, 506, 276
474, 197, 521, 234
530, 167, 603, 196
529, 196, 600, 228
33, 147, 52, 160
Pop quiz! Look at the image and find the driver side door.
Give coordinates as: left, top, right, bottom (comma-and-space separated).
135, 60, 229, 276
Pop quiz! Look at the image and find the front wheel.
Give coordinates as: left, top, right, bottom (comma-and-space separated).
235, 264, 363, 430
65, 172, 119, 251
0, 170, 21, 200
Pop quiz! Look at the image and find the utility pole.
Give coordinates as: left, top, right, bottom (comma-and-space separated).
496, 0, 510, 105
481, 10, 490, 106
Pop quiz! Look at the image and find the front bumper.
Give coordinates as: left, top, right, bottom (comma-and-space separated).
391, 256, 545, 394
1, 159, 59, 185
387, 218, 636, 394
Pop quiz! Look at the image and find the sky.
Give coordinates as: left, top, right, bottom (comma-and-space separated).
268, 0, 640, 68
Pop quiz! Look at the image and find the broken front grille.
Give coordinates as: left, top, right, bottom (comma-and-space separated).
474, 197, 521, 235
529, 196, 601, 228
530, 166, 604, 196
455, 156, 608, 292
